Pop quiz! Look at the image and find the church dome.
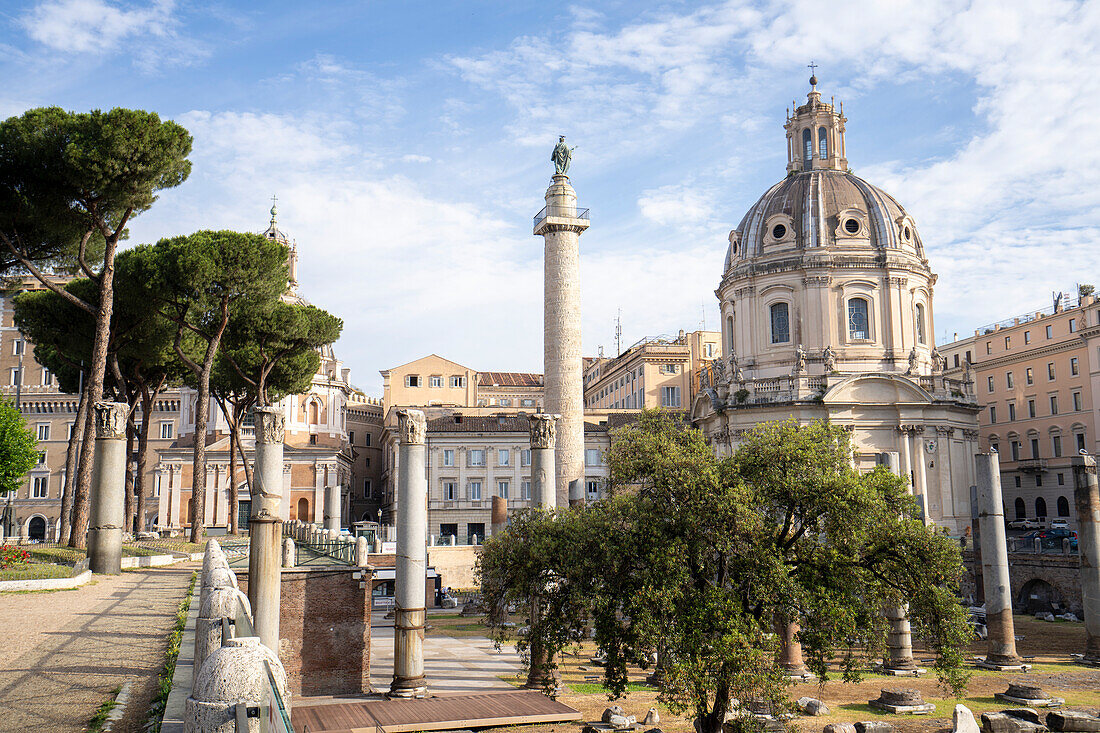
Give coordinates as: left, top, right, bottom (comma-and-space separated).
724, 169, 924, 271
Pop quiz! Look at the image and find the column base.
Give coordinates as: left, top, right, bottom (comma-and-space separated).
388, 678, 430, 698
87, 527, 122, 575
975, 659, 1031, 672
873, 663, 926, 677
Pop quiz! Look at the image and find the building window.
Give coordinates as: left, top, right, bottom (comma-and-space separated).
1036, 496, 1047, 518
991, 442, 999, 454
1031, 437, 1040, 457
1058, 473, 1065, 486
36, 424, 49, 441
468, 481, 482, 501
1014, 497, 1025, 518
1048, 363, 1055, 380
802, 128, 812, 161
497, 481, 509, 499
443, 481, 456, 501
1050, 395, 1058, 415
1053, 434, 1062, 457
989, 405, 997, 423
848, 298, 870, 340
585, 448, 601, 466
661, 386, 681, 408
443, 449, 454, 467
586, 479, 600, 501
1008, 402, 1016, 421
498, 398, 512, 407
32, 476, 48, 498
770, 303, 790, 344
1036, 474, 1043, 488
1057, 495, 1070, 516
364, 478, 372, 495
41, 369, 52, 386
364, 457, 370, 467
364, 432, 371, 447
521, 449, 531, 466
818, 126, 828, 158
1025, 367, 1033, 385
440, 523, 458, 541
429, 375, 443, 388
1027, 399, 1036, 418
726, 314, 735, 354
468, 450, 484, 467
521, 398, 535, 407
521, 480, 531, 500
1024, 330, 1031, 344
450, 376, 465, 388
1006, 372, 1014, 389
705, 342, 715, 358
1010, 441, 1020, 460
915, 304, 926, 344
13, 339, 23, 355
467, 523, 484, 544
1071, 357, 1079, 375
1069, 318, 1077, 333
348, 431, 355, 444
9, 368, 20, 386
67, 423, 74, 440
1004, 336, 1011, 349
309, 434, 317, 445
157, 421, 172, 439
1077, 433, 1087, 452
406, 375, 421, 387
1014, 476, 1022, 488
986, 342, 992, 354
498, 449, 509, 466
987, 376, 995, 392
1074, 391, 1083, 411
1046, 324, 1053, 339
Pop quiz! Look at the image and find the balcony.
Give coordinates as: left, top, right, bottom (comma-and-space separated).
534, 205, 590, 228
1017, 457, 1048, 472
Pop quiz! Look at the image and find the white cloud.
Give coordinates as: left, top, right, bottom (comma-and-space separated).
22, 0, 174, 53
401, 154, 432, 163
638, 184, 715, 228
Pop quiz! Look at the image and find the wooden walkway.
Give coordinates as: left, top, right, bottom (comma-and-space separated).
292, 690, 581, 732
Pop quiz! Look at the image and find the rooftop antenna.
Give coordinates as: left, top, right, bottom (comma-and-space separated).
598, 345, 604, 359
701, 300, 707, 331
615, 309, 622, 356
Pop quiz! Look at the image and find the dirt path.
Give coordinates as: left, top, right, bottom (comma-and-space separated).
0, 564, 195, 733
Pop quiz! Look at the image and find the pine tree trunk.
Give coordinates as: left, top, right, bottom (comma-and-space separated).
228, 403, 239, 535
68, 232, 121, 549
123, 417, 136, 534
188, 297, 231, 544
134, 386, 156, 534
59, 379, 90, 545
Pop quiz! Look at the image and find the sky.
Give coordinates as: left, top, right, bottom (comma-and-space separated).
2, 0, 1097, 395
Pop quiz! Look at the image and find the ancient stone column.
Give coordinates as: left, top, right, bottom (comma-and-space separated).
247, 406, 284, 656
356, 535, 370, 566
530, 413, 558, 510
776, 617, 809, 678
975, 452, 1024, 668
324, 480, 341, 532
390, 409, 428, 698
491, 495, 507, 537
1073, 455, 1100, 665
88, 402, 129, 575
882, 604, 919, 674
535, 173, 589, 507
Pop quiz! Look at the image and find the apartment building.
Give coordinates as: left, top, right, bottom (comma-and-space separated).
941, 291, 1100, 528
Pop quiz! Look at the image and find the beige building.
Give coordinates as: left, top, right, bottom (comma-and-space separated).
0, 276, 183, 541
692, 75, 980, 534
381, 354, 542, 411
584, 329, 721, 410
941, 291, 1100, 527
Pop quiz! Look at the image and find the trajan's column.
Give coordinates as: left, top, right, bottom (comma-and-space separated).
535, 136, 589, 506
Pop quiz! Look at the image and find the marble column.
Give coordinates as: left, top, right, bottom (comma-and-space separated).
882, 605, 920, 674
247, 406, 284, 655
535, 171, 589, 507
776, 617, 809, 678
1073, 455, 1100, 665
975, 452, 1025, 669
88, 402, 129, 575
530, 413, 558, 510
324, 477, 341, 532
391, 409, 428, 698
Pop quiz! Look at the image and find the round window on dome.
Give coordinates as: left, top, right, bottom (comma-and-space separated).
771, 224, 787, 240
844, 218, 861, 235
903, 226, 911, 241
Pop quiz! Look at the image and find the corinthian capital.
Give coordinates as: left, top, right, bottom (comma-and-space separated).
254, 406, 285, 445
94, 402, 129, 440
397, 409, 426, 445
529, 413, 559, 449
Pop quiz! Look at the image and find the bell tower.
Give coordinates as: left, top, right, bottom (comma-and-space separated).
784, 71, 847, 174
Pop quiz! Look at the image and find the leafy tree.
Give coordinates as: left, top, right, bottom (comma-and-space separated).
479, 413, 971, 733
0, 399, 40, 497
212, 300, 341, 533
128, 232, 288, 542
0, 107, 191, 548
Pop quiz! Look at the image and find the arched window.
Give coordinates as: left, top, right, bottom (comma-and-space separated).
1057, 495, 1070, 517
1014, 497, 1026, 519
1035, 496, 1048, 519
770, 303, 790, 344
818, 126, 828, 158
848, 297, 870, 340
308, 400, 319, 425
297, 497, 310, 522
802, 129, 812, 161
916, 304, 926, 344
726, 314, 734, 355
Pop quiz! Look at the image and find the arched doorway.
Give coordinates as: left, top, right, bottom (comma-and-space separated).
27, 516, 46, 541
1035, 497, 1047, 519
297, 497, 310, 522
1014, 497, 1026, 519
1017, 578, 1065, 614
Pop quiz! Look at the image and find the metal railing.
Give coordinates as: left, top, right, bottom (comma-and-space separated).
1007, 536, 1079, 555
533, 206, 590, 227
296, 537, 355, 565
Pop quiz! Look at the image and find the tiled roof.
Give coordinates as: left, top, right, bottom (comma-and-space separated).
428, 414, 532, 433
478, 372, 543, 388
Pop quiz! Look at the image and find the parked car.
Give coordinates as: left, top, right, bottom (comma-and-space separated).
1038, 528, 1078, 551
1050, 518, 1070, 530
1007, 518, 1042, 530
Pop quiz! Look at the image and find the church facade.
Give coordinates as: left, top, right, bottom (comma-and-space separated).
692, 77, 981, 534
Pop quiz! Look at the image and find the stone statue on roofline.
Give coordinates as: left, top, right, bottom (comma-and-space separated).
906, 347, 918, 375
552, 135, 574, 175
822, 345, 837, 373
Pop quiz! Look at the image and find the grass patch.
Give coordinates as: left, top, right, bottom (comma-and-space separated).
145, 570, 196, 733
570, 682, 653, 695
132, 540, 207, 554
88, 685, 121, 733
0, 564, 72, 580
27, 546, 85, 564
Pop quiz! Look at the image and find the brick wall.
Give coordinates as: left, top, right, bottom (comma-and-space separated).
237, 566, 373, 696
961, 550, 1082, 615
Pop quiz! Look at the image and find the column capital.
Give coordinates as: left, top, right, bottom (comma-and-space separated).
93, 402, 129, 440
397, 409, 426, 445
255, 406, 285, 445
529, 413, 559, 449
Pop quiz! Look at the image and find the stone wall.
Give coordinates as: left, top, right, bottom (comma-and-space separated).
427, 545, 481, 590
236, 566, 372, 696
961, 550, 1082, 615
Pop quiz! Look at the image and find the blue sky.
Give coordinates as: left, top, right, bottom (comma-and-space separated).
2, 0, 1097, 394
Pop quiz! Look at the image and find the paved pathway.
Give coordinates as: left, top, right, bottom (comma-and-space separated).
369, 611, 521, 695
0, 565, 195, 733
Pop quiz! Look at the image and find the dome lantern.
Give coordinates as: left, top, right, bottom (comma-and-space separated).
785, 74, 847, 174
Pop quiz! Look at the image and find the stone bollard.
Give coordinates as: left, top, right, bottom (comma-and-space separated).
1073, 455, 1100, 665
356, 535, 369, 566
198, 565, 237, 621
282, 537, 295, 568
194, 586, 250, 689
976, 452, 1026, 669
529, 413, 559, 510
390, 409, 429, 698
185, 636, 289, 733
88, 402, 130, 575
